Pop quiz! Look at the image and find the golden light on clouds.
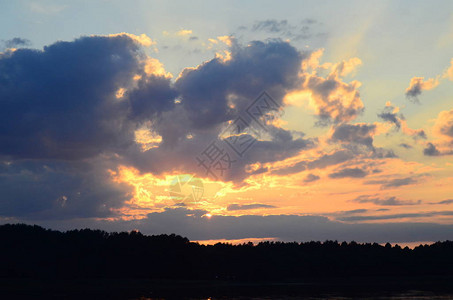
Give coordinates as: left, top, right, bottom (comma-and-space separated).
115, 87, 126, 99
109, 165, 238, 218
143, 57, 173, 78
105, 33, 155, 47
406, 76, 440, 94
217, 35, 233, 47
134, 126, 162, 151
176, 29, 193, 36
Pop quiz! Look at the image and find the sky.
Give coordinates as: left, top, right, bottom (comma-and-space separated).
1, 0, 453, 243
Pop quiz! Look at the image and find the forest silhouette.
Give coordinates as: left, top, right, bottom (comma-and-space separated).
2, 223, 453, 281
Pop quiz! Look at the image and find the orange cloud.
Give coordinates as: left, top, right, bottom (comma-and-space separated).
443, 58, 453, 80
405, 76, 439, 100
104, 33, 155, 47
294, 50, 364, 124
176, 29, 193, 36
424, 109, 453, 156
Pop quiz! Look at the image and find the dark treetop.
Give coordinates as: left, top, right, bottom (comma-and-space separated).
1, 223, 453, 280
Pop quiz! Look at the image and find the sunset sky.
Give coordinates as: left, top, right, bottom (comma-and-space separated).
1, 0, 453, 243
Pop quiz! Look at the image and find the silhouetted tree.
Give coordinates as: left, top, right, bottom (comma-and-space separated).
1, 224, 453, 280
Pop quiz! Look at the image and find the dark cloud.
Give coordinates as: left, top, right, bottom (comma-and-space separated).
353, 195, 421, 206
271, 146, 393, 178
271, 149, 353, 176
329, 167, 368, 179
188, 36, 199, 41
175, 40, 305, 129
414, 130, 427, 139
29, 207, 453, 243
330, 123, 376, 149
405, 77, 438, 102
371, 148, 397, 158
0, 34, 175, 160
0, 159, 131, 220
405, 82, 422, 100
307, 150, 354, 169
429, 199, 453, 205
250, 19, 322, 40
365, 177, 418, 189
0, 32, 435, 232
399, 143, 413, 149
129, 40, 316, 181
303, 173, 320, 183
2, 37, 31, 49
424, 143, 443, 156
378, 106, 401, 129
252, 20, 290, 33
341, 209, 369, 214
383, 177, 418, 188
378, 104, 427, 140
227, 203, 277, 211
271, 161, 306, 176
0, 34, 317, 192
338, 211, 453, 222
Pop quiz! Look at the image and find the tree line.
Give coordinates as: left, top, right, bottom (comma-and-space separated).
1, 223, 453, 280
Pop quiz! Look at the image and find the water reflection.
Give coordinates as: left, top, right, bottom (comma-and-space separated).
135, 291, 453, 299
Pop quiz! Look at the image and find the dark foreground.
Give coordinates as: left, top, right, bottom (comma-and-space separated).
2, 224, 453, 299
2, 276, 453, 299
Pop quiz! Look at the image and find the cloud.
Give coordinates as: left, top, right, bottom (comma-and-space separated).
0, 33, 174, 161
176, 29, 193, 36
378, 104, 402, 129
0, 160, 131, 220
271, 149, 354, 176
250, 19, 324, 40
227, 203, 277, 211
252, 20, 290, 33
329, 167, 368, 179
342, 209, 369, 214
125, 39, 316, 181
443, 58, 453, 81
429, 199, 453, 205
353, 195, 421, 206
303, 173, 320, 183
364, 177, 418, 189
338, 211, 453, 222
0, 33, 324, 223
424, 142, 441, 156
2, 38, 31, 49
0, 34, 176, 220
405, 76, 439, 101
434, 109, 453, 138
399, 143, 412, 149
378, 103, 426, 139
105, 33, 155, 47
175, 40, 304, 128
423, 109, 453, 156
270, 145, 393, 178
31, 207, 453, 243
0, 32, 439, 231
307, 150, 354, 169
330, 123, 376, 149
300, 55, 364, 125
